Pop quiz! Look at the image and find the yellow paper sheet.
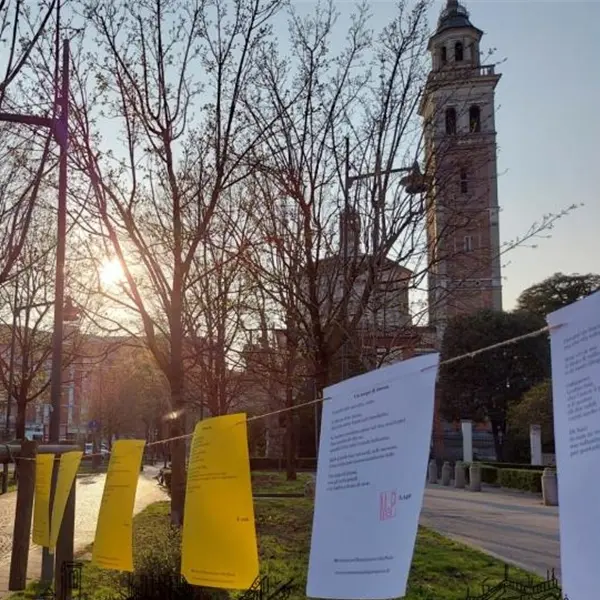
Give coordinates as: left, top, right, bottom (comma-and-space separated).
181, 413, 258, 589
32, 454, 55, 547
92, 440, 145, 572
50, 451, 83, 549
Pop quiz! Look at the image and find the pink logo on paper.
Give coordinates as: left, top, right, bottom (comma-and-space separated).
379, 490, 397, 521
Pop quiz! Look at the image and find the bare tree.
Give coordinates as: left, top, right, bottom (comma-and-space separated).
0, 214, 107, 440
0, 0, 58, 105
243, 0, 432, 398
87, 344, 169, 445
0, 218, 56, 439
0, 0, 60, 286
69, 0, 285, 524
183, 196, 256, 418
237, 0, 574, 477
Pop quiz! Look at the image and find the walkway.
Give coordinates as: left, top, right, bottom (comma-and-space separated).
421, 484, 560, 579
0, 466, 167, 598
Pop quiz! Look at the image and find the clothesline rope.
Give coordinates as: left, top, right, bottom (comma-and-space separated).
12, 322, 563, 462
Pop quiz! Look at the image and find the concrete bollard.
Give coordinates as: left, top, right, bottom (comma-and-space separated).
542, 468, 558, 506
469, 462, 482, 492
454, 461, 466, 489
428, 459, 438, 484
441, 461, 452, 486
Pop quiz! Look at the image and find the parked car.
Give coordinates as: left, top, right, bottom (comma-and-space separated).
83, 442, 110, 459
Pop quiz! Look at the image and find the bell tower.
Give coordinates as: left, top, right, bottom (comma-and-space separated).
420, 0, 503, 343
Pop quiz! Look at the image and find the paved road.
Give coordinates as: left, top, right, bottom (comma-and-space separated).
0, 466, 167, 597
421, 484, 560, 580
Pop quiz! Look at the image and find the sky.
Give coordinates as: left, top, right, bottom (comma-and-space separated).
332, 0, 600, 310
55, 0, 599, 315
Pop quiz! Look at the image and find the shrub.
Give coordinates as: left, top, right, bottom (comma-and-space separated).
129, 503, 226, 600
461, 463, 497, 486
480, 465, 499, 485
297, 457, 317, 470
249, 457, 317, 471
482, 461, 544, 472
250, 457, 282, 470
498, 468, 542, 494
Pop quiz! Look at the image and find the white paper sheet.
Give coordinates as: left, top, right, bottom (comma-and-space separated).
306, 353, 440, 600
548, 291, 600, 600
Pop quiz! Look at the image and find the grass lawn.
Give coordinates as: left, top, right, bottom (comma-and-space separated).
251, 471, 312, 495
10, 497, 541, 600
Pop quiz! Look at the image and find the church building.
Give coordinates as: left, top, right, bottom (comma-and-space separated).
421, 0, 503, 344
421, 0, 504, 457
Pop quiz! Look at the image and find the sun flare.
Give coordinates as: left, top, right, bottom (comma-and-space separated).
99, 258, 125, 287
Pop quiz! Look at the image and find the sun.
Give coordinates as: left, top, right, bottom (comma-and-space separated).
99, 258, 125, 288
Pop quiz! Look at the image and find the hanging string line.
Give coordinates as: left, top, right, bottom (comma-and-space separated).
12, 322, 564, 462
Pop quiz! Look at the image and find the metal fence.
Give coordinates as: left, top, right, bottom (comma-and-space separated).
36, 562, 566, 600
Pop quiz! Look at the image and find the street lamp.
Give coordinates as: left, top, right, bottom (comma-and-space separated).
340, 137, 428, 380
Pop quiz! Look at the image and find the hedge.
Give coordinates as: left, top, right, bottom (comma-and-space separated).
498, 468, 542, 494
249, 457, 317, 471
480, 465, 499, 485
461, 463, 498, 486
161, 459, 317, 493
482, 461, 545, 472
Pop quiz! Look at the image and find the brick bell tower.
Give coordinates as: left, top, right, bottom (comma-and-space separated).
420, 0, 503, 346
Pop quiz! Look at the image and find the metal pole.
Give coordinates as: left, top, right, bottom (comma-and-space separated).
3, 281, 19, 493
341, 137, 350, 381
48, 38, 69, 445
313, 380, 319, 457
55, 479, 75, 600
44, 37, 70, 584
5, 279, 19, 438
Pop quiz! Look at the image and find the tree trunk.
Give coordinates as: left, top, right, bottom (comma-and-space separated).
285, 325, 297, 481
168, 335, 186, 526
285, 410, 296, 481
169, 415, 186, 526
15, 396, 26, 441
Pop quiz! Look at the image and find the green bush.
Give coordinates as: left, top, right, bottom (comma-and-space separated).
498, 468, 542, 494
249, 457, 317, 470
126, 503, 227, 600
461, 463, 497, 486
480, 465, 499, 485
482, 461, 544, 472
297, 457, 317, 470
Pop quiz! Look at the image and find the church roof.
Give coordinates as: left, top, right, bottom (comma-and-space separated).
434, 0, 482, 36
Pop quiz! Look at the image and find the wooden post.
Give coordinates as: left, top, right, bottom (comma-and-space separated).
41, 459, 59, 583
9, 440, 37, 590
55, 481, 75, 600
2, 462, 8, 493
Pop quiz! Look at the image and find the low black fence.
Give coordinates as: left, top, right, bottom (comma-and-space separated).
37, 562, 566, 600
465, 565, 564, 599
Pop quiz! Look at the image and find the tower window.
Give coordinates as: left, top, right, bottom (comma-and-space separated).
460, 169, 468, 193
469, 105, 481, 133
464, 235, 474, 252
440, 46, 447, 64
445, 107, 457, 135
455, 41, 464, 62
